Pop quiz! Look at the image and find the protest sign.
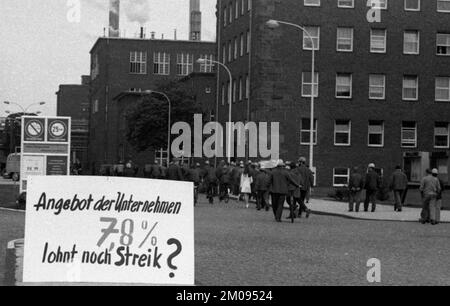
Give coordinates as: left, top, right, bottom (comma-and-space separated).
23, 176, 195, 285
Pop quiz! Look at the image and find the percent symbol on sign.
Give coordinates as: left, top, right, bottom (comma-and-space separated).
139, 221, 158, 249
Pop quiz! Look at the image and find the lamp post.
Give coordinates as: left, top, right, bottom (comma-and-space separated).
3, 101, 46, 113
266, 19, 316, 175
144, 90, 171, 166
197, 58, 233, 164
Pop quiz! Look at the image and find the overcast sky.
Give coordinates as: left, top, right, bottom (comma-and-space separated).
0, 0, 217, 116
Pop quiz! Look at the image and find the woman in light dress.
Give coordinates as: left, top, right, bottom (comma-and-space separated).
240, 165, 253, 208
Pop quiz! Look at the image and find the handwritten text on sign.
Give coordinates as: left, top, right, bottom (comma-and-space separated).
23, 176, 194, 285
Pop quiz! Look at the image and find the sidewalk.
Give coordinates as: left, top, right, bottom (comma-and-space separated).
309, 198, 450, 223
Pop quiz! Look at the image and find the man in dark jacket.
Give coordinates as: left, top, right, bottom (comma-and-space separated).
390, 166, 408, 212
218, 163, 232, 202
150, 160, 162, 179
167, 159, 183, 181
270, 160, 302, 222
190, 163, 202, 205
364, 163, 381, 212
295, 157, 314, 218
204, 162, 218, 204
348, 166, 364, 212
255, 167, 271, 211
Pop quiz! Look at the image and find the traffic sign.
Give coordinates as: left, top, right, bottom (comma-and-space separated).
47, 118, 69, 142
23, 118, 45, 142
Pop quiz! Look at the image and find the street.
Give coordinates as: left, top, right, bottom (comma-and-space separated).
2, 196, 450, 286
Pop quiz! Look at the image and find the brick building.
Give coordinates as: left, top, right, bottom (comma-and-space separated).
56, 76, 90, 170
216, 0, 450, 188
88, 37, 216, 173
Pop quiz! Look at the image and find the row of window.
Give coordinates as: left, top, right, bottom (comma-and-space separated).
129, 52, 215, 76
300, 73, 450, 102
222, 30, 251, 64
304, 0, 450, 12
300, 119, 450, 149
222, 0, 252, 28
291, 26, 450, 56
221, 75, 251, 104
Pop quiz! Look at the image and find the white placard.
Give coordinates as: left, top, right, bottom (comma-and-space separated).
23, 176, 195, 285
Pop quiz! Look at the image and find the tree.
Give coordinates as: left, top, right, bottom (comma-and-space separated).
125, 80, 204, 153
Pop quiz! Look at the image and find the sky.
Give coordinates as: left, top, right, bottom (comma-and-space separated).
0, 0, 217, 116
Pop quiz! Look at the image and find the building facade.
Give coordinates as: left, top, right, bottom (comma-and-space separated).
56, 76, 90, 170
216, 0, 450, 188
88, 37, 216, 173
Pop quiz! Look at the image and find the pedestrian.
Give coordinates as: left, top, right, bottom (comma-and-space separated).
364, 163, 381, 212
204, 161, 218, 204
390, 165, 408, 212
218, 163, 232, 202
295, 157, 313, 218
348, 166, 364, 212
240, 165, 253, 208
124, 160, 138, 177
190, 163, 202, 206
286, 162, 301, 219
150, 160, 162, 179
420, 169, 441, 224
255, 165, 271, 211
167, 159, 183, 181
430, 169, 444, 225
269, 160, 301, 222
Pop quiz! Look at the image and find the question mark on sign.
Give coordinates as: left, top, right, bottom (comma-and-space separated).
167, 238, 182, 278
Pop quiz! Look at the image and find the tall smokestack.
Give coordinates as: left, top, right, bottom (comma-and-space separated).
189, 0, 201, 41
109, 0, 120, 38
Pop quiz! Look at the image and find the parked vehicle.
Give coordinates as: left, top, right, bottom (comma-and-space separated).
4, 153, 20, 181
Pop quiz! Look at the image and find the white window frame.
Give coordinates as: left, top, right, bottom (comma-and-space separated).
247, 30, 251, 54
370, 29, 387, 53
334, 120, 352, 146
302, 72, 319, 97
303, 26, 320, 50
239, 77, 243, 101
403, 30, 420, 55
404, 0, 420, 11
401, 121, 418, 148
245, 75, 250, 99
300, 118, 318, 145
372, 0, 388, 9
153, 52, 170, 75
435, 77, 450, 101
437, 33, 450, 56
336, 73, 352, 99
304, 0, 320, 6
240, 33, 244, 57
337, 27, 354, 52
234, 37, 238, 60
222, 84, 226, 105
199, 54, 214, 73
176, 53, 193, 76
369, 74, 386, 100
368, 120, 385, 147
403, 75, 419, 101
435, 122, 450, 148
338, 0, 354, 8
437, 0, 450, 12
333, 168, 350, 187
129, 51, 147, 74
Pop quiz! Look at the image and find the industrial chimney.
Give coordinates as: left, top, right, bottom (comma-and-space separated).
189, 0, 201, 41
109, 0, 120, 38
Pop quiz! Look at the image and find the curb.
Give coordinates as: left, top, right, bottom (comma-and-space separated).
311, 210, 450, 224
0, 207, 25, 213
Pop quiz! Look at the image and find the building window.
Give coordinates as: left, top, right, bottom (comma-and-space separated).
246, 75, 250, 99
222, 84, 226, 105
333, 168, 350, 187
437, 33, 450, 55
233, 79, 237, 103
91, 53, 99, 80
92, 100, 99, 114
222, 44, 226, 63
370, 29, 387, 53
302, 72, 319, 97
238, 77, 243, 101
368, 120, 384, 147
403, 30, 420, 54
334, 120, 351, 146
229, 3, 233, 23
176, 53, 193, 76
336, 73, 352, 98
404, 0, 420, 11
199, 54, 214, 73
303, 26, 320, 50
234, 37, 238, 60
401, 121, 417, 148
373, 0, 388, 9
241, 0, 245, 15
435, 122, 450, 148
403, 75, 419, 101
248, 0, 252, 11
437, 0, 450, 12
338, 0, 354, 8
240, 33, 244, 57
337, 27, 354, 52
304, 0, 320, 6
153, 52, 170, 75
130, 51, 147, 74
223, 6, 227, 27
436, 77, 450, 101
246, 30, 251, 54
301, 118, 318, 145
369, 74, 386, 100
228, 41, 232, 62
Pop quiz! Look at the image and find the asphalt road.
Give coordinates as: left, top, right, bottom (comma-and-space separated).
1, 197, 450, 286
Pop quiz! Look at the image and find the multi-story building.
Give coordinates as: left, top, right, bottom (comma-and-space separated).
0, 117, 7, 171
56, 76, 90, 170
216, 0, 450, 188
88, 37, 216, 173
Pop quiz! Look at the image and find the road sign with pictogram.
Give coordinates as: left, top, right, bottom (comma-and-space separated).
20, 116, 71, 193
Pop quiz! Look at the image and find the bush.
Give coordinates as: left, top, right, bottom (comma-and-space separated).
329, 186, 349, 202
16, 192, 26, 210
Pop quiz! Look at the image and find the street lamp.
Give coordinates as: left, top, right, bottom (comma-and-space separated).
144, 90, 171, 166
197, 58, 233, 163
266, 19, 316, 177
3, 101, 46, 113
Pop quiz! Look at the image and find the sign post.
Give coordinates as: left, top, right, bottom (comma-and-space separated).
20, 116, 71, 193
